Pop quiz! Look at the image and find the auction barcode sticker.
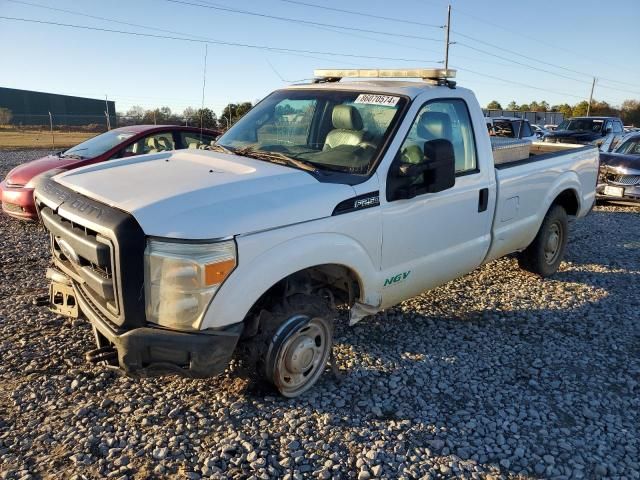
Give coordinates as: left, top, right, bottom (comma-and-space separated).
354, 94, 400, 106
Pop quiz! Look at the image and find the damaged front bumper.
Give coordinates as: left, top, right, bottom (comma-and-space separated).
48, 269, 243, 378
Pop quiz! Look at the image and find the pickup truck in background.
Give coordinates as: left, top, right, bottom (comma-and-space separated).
34, 68, 598, 397
486, 116, 538, 142
543, 116, 626, 152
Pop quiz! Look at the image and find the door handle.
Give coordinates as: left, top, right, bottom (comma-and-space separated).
478, 188, 489, 212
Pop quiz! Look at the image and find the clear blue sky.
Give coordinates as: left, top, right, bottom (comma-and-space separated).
1, 0, 639, 116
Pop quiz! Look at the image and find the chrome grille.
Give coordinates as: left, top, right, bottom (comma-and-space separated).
40, 206, 119, 317
605, 174, 640, 186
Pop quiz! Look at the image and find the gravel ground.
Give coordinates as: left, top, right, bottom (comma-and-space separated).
1, 149, 639, 480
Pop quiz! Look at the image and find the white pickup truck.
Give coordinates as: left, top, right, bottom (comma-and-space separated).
34, 69, 598, 397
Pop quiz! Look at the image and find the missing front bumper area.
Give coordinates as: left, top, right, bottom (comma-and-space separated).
44, 269, 243, 378
90, 323, 244, 378
48, 270, 79, 318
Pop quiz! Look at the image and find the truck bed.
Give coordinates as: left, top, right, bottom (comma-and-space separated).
494, 142, 595, 169
484, 142, 599, 264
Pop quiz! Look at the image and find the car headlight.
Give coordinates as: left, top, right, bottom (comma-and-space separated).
144, 239, 236, 330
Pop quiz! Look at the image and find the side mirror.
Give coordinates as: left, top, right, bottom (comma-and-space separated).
422, 138, 456, 193
390, 139, 456, 200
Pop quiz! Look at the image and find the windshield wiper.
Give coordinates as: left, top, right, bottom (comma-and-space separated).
61, 153, 84, 159
207, 142, 235, 155
235, 147, 319, 173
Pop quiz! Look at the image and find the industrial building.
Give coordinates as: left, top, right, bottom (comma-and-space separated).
0, 87, 116, 127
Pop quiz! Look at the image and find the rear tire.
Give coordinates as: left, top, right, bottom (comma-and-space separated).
517, 204, 568, 277
249, 294, 335, 397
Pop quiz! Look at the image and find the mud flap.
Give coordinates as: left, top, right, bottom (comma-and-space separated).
49, 281, 79, 318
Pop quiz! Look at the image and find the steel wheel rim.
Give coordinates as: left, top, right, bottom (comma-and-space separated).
273, 316, 332, 397
544, 221, 563, 264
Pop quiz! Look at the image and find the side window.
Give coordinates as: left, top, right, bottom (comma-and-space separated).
520, 121, 533, 138
125, 132, 176, 155
396, 98, 477, 179
179, 131, 216, 149
256, 99, 316, 147
613, 121, 623, 134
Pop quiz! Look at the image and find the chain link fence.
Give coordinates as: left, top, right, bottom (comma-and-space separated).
483, 109, 565, 126
0, 112, 219, 149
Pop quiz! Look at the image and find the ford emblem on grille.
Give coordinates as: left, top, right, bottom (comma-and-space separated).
55, 237, 81, 264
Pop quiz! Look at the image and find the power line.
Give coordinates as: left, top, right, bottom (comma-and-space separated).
279, 0, 443, 29
4, 0, 213, 41
0, 16, 439, 63
450, 5, 640, 86
163, 0, 443, 42
456, 42, 590, 85
6, 0, 443, 65
454, 66, 586, 100
453, 31, 640, 96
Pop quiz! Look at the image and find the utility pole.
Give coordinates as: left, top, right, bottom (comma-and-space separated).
200, 43, 208, 139
444, 4, 451, 71
104, 95, 111, 130
587, 77, 596, 117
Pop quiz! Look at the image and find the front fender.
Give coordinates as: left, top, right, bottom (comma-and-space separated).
200, 231, 380, 329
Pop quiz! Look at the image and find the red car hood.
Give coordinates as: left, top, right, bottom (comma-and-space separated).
5, 154, 84, 186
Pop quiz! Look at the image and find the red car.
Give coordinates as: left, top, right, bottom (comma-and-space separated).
1, 125, 220, 220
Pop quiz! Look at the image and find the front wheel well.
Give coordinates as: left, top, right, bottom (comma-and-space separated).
551, 189, 579, 216
241, 264, 362, 337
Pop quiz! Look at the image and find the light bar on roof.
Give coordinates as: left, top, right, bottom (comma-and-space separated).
313, 68, 456, 80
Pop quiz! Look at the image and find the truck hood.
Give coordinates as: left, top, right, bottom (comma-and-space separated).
545, 130, 601, 143
5, 154, 83, 186
599, 152, 640, 173
53, 149, 356, 239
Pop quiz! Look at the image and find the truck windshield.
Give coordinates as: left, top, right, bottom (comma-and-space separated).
63, 130, 135, 158
557, 119, 604, 133
216, 89, 407, 174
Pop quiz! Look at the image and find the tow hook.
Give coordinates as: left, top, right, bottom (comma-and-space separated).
86, 346, 118, 365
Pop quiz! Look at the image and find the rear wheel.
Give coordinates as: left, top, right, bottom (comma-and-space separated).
250, 294, 335, 397
518, 204, 568, 277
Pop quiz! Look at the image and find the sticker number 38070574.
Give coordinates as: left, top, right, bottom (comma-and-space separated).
354, 94, 400, 106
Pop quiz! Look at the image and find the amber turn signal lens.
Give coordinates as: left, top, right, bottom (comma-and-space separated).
204, 259, 236, 286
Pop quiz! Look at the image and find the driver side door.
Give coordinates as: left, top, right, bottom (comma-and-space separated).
380, 98, 494, 307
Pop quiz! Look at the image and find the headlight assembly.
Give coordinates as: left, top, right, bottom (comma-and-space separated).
144, 239, 236, 330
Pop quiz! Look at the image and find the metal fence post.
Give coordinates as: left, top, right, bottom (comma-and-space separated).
48, 111, 55, 151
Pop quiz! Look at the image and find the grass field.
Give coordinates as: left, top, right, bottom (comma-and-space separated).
0, 130, 95, 149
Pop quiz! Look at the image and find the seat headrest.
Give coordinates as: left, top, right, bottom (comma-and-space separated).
332, 105, 363, 131
147, 138, 160, 148
417, 111, 452, 140
158, 137, 172, 148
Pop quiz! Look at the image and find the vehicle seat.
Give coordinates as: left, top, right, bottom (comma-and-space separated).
323, 105, 365, 151
188, 141, 200, 149
417, 111, 452, 142
146, 137, 161, 153
400, 112, 453, 184
401, 111, 453, 162
158, 136, 173, 151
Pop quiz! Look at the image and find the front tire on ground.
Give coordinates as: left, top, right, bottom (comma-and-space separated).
252, 294, 335, 397
518, 204, 568, 277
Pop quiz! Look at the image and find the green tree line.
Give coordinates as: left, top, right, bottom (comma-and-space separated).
118, 102, 253, 130
485, 99, 640, 125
